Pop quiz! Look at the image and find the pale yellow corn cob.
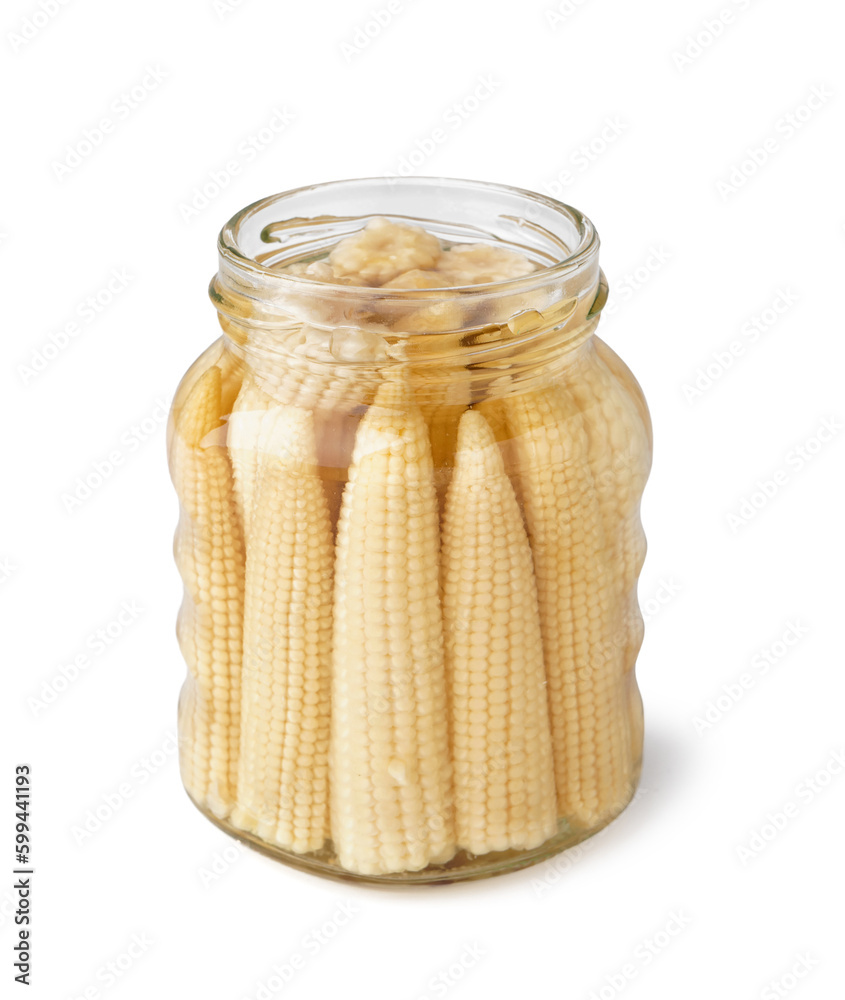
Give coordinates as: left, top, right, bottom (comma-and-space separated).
328, 216, 442, 285
231, 405, 333, 853
566, 344, 650, 767
257, 360, 380, 413
567, 342, 651, 676
221, 317, 385, 535
441, 410, 557, 855
330, 380, 455, 875
506, 384, 632, 829
226, 377, 275, 533
475, 397, 509, 443
229, 348, 361, 536
246, 323, 385, 415
475, 396, 524, 513
170, 366, 245, 818
216, 308, 375, 415
390, 297, 467, 334
594, 337, 653, 453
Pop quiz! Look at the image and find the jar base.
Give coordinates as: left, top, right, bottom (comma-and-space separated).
186, 761, 641, 886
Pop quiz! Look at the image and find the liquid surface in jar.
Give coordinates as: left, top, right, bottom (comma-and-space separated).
281, 217, 540, 288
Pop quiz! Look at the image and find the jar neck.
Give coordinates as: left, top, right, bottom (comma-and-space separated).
208, 178, 605, 402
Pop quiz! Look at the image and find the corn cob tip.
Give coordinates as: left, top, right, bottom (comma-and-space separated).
263, 405, 319, 467
179, 367, 222, 448
456, 409, 501, 463
350, 381, 429, 467
232, 376, 272, 412
371, 377, 413, 410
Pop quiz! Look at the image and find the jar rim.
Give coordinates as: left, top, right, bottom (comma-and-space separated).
217, 176, 599, 298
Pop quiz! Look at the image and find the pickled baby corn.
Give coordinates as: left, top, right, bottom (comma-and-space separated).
232, 404, 333, 853
505, 385, 633, 829
566, 343, 650, 766
248, 324, 386, 416
170, 366, 245, 819
594, 337, 653, 453
567, 343, 651, 674
226, 377, 274, 533
442, 411, 557, 855
330, 381, 455, 875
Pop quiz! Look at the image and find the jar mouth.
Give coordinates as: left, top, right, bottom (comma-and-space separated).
217, 176, 598, 298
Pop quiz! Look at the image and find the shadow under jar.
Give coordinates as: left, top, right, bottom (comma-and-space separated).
167, 177, 652, 884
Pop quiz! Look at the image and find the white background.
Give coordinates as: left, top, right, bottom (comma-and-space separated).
3, 0, 844, 997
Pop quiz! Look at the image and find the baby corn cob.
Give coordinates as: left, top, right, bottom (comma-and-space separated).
567, 343, 651, 677
170, 366, 245, 819
229, 371, 359, 536
566, 346, 650, 767
442, 411, 557, 855
247, 325, 384, 416
232, 405, 333, 854
594, 337, 653, 453
226, 377, 276, 533
506, 384, 632, 829
475, 396, 524, 514
330, 381, 455, 875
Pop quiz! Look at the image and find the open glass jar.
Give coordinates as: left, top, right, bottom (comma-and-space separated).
168, 177, 652, 884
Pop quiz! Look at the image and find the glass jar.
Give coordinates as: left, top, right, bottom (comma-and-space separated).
168, 177, 652, 884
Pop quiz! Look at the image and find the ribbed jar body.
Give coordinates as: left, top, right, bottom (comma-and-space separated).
167, 178, 651, 884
